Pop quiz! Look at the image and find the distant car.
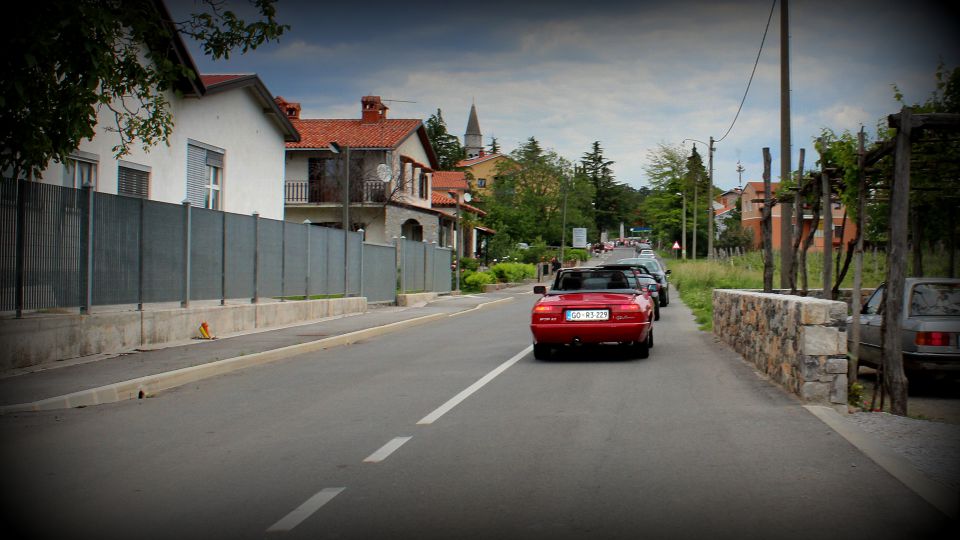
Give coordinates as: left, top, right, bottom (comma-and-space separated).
531, 268, 655, 360
637, 249, 656, 257
617, 257, 671, 306
516, 242, 530, 250
847, 278, 960, 372
603, 242, 615, 252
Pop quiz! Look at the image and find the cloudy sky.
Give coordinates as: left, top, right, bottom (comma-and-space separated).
171, 0, 959, 191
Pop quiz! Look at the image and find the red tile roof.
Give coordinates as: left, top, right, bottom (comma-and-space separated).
431, 171, 468, 190
287, 119, 423, 150
745, 181, 780, 193
430, 192, 486, 216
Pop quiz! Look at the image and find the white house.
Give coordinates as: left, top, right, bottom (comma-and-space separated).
32, 5, 299, 220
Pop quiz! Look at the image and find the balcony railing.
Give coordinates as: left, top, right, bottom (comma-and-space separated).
285, 180, 387, 204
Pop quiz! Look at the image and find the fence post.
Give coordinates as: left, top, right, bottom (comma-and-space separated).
280, 220, 286, 302
181, 200, 191, 308
304, 219, 311, 298
221, 210, 227, 306
14, 180, 27, 318
252, 211, 259, 304
138, 197, 145, 311
358, 229, 365, 299
80, 182, 95, 314
398, 236, 406, 295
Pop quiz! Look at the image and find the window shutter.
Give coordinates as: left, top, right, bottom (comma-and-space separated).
118, 166, 149, 198
206, 151, 224, 168
186, 144, 207, 206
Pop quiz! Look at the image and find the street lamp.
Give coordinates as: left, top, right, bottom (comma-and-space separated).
676, 192, 686, 260
329, 141, 351, 295
682, 137, 715, 260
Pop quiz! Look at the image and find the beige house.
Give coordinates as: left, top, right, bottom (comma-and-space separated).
282, 96, 445, 243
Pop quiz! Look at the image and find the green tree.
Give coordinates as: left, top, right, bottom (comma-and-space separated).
1, 0, 287, 180
640, 143, 689, 247
481, 137, 594, 255
582, 141, 640, 239
488, 136, 501, 154
425, 108, 465, 170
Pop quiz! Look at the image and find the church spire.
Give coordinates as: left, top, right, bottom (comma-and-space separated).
464, 103, 483, 159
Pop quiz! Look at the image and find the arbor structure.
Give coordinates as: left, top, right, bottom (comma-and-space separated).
2, 0, 287, 181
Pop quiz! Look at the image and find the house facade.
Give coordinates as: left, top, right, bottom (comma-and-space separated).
30, 26, 298, 221
740, 181, 857, 251
282, 96, 444, 244
430, 170, 492, 259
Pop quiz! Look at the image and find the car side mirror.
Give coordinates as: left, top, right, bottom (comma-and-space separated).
534, 285, 547, 295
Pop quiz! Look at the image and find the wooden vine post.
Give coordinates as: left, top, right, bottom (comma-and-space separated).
761, 148, 774, 292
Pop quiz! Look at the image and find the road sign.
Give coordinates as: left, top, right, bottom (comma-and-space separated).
630, 227, 652, 232
672, 241, 681, 250
572, 228, 587, 248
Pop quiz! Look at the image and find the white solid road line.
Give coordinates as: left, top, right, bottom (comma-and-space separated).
266, 487, 345, 533
417, 345, 532, 425
363, 436, 413, 463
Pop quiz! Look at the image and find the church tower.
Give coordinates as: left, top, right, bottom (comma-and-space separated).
463, 103, 483, 159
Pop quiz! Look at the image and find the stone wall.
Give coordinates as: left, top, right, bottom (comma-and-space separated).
713, 290, 849, 407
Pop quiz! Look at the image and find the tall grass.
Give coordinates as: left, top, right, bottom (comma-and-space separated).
669, 248, 956, 331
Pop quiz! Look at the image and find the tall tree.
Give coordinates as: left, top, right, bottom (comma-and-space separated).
1, 0, 287, 180
641, 143, 689, 248
488, 137, 501, 154
582, 141, 630, 239
425, 109, 465, 170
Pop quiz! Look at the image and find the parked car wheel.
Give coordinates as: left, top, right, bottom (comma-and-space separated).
654, 302, 660, 321
533, 343, 551, 360
660, 290, 669, 307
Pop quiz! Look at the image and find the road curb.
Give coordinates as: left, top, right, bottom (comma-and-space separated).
1, 297, 517, 414
803, 405, 959, 519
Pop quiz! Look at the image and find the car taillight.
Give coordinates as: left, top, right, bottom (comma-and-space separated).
915, 332, 952, 346
533, 305, 559, 313
617, 304, 641, 312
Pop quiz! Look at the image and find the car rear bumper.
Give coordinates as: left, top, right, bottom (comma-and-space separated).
531, 321, 650, 345
903, 352, 960, 371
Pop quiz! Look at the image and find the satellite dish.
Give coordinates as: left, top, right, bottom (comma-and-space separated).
463, 192, 472, 202
376, 164, 392, 183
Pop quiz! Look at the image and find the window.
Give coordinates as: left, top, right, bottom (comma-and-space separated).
117, 161, 149, 198
205, 163, 221, 210
419, 171, 428, 199
477, 178, 487, 188
186, 141, 224, 209
63, 152, 98, 189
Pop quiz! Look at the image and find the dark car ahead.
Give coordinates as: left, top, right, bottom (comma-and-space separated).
616, 257, 671, 306
847, 278, 960, 372
599, 263, 661, 320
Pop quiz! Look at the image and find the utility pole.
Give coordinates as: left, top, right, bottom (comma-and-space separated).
736, 161, 745, 189
707, 136, 715, 259
779, 0, 794, 288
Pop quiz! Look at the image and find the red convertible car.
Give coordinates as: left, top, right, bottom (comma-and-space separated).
530, 268, 655, 360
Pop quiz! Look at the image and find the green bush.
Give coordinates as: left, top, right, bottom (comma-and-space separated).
564, 248, 589, 264
459, 257, 480, 272
490, 262, 536, 283
463, 270, 497, 292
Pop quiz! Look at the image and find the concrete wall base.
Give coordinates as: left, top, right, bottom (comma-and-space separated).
0, 297, 367, 370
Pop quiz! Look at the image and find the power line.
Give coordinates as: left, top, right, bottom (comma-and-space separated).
716, 0, 778, 143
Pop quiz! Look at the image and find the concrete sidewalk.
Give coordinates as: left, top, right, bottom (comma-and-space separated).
0, 287, 534, 413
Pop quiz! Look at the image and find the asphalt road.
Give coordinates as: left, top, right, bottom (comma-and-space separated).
0, 280, 953, 539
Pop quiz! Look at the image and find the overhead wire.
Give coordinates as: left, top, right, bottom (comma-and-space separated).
716, 0, 778, 143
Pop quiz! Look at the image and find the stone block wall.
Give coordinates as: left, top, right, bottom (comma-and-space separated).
713, 290, 849, 406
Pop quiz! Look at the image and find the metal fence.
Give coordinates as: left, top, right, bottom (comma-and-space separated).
1, 180, 454, 315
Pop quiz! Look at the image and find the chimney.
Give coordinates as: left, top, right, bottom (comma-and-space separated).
275, 96, 300, 119
361, 96, 388, 124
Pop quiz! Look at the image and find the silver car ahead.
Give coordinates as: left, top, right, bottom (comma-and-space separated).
847, 277, 960, 371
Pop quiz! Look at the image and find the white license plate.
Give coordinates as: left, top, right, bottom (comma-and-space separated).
565, 309, 609, 321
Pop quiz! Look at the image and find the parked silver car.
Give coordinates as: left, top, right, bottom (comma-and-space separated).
847, 277, 960, 371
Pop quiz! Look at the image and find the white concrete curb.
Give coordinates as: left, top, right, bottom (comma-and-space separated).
804, 405, 959, 519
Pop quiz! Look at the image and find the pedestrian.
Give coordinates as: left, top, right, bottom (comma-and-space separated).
550, 256, 561, 274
